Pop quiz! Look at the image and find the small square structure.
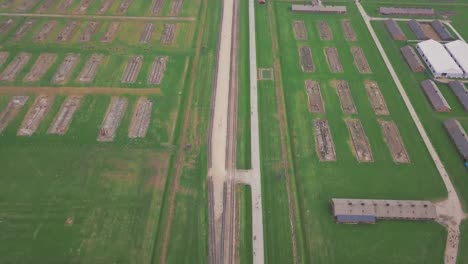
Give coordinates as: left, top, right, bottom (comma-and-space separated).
258, 68, 273, 80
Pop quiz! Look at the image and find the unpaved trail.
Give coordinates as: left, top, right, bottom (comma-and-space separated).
356, 2, 467, 263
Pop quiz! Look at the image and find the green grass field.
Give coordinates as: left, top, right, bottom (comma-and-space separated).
0, 0, 220, 262
236, 0, 251, 170
237, 185, 253, 264
255, 1, 450, 263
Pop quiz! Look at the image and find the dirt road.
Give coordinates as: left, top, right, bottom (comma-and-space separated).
207, 0, 238, 261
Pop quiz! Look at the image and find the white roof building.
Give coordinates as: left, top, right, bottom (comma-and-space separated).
416, 39, 464, 78
444, 40, 468, 78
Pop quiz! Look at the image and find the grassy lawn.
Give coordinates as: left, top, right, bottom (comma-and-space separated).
0, 134, 169, 263
0, 0, 218, 262
255, 0, 449, 263
236, 0, 251, 170
237, 184, 253, 264
255, 2, 296, 263
458, 220, 468, 264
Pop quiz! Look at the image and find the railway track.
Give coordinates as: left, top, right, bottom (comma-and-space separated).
207, 0, 239, 262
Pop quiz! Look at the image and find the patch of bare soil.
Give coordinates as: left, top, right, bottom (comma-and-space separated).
34, 21, 56, 42
351, 46, 371, 73
333, 80, 357, 114
318, 20, 332, 40
121, 55, 143, 83
342, 20, 357, 41
139, 23, 154, 44
128, 97, 152, 138
0, 52, 31, 82
13, 19, 35, 41
17, 95, 54, 136
77, 53, 103, 83
161, 23, 176, 45
52, 53, 80, 84
148, 56, 168, 84
101, 22, 120, 43
421, 23, 441, 40
304, 80, 324, 113
0, 95, 28, 133
314, 119, 336, 161
346, 119, 373, 162
97, 96, 127, 142
292, 20, 307, 40
48, 95, 82, 135
324, 47, 343, 73
365, 80, 389, 115
24, 53, 57, 82
298, 46, 315, 72
379, 119, 410, 163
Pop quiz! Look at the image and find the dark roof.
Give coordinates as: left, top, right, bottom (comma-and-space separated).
443, 119, 468, 160
449, 81, 468, 111
408, 20, 428, 40
336, 215, 376, 224
384, 19, 406, 40
431, 20, 454, 41
401, 45, 424, 72
421, 79, 451, 112
380, 7, 434, 16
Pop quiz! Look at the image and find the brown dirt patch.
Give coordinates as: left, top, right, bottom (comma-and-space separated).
292, 20, 307, 40
421, 23, 441, 40
351, 46, 371, 73
13, 19, 35, 41
345, 119, 373, 162
314, 119, 336, 161
97, 96, 128, 142
128, 96, 152, 138
48, 95, 82, 135
0, 95, 28, 133
342, 20, 357, 41
34, 20, 56, 42
379, 119, 410, 163
324, 47, 343, 73
305, 79, 324, 113
24, 53, 57, 82
318, 20, 332, 40
299, 46, 315, 72
365, 80, 389, 115
0, 52, 31, 82
17, 95, 54, 136
57, 21, 80, 42
333, 80, 357, 114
